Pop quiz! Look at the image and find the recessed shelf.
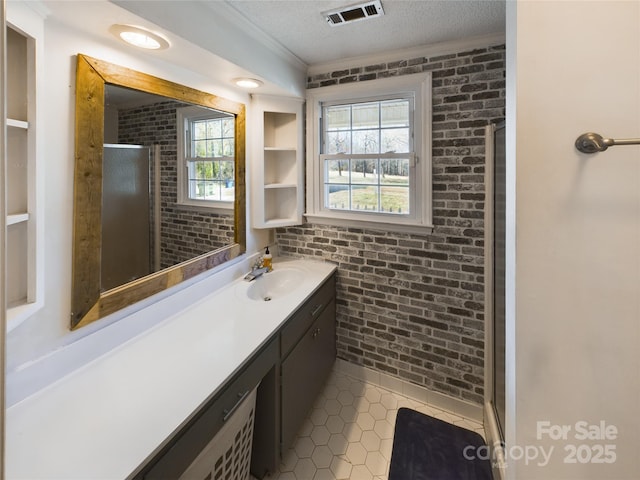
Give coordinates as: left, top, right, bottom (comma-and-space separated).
262, 218, 298, 227
6, 20, 42, 327
7, 118, 29, 129
265, 183, 297, 189
7, 213, 30, 225
252, 96, 304, 229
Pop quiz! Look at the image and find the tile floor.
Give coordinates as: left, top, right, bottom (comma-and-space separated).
261, 367, 485, 480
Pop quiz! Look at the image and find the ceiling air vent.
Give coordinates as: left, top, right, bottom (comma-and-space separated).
323, 0, 385, 27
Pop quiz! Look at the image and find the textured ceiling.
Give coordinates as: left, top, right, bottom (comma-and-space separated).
223, 0, 506, 65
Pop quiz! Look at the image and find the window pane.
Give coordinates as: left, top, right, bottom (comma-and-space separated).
352, 102, 379, 130
193, 140, 207, 157
210, 139, 223, 157
325, 159, 349, 183
380, 186, 409, 214
207, 119, 222, 138
351, 185, 378, 212
325, 105, 351, 131
380, 158, 410, 185
219, 160, 234, 181
381, 128, 410, 153
222, 118, 234, 136
325, 184, 350, 210
223, 138, 235, 157
326, 131, 351, 154
190, 180, 209, 199
381, 100, 409, 127
193, 121, 207, 140
350, 158, 378, 184
352, 130, 379, 154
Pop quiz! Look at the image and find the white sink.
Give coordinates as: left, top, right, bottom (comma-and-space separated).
243, 267, 305, 302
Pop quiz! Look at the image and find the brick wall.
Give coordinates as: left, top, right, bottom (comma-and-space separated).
118, 101, 235, 269
277, 44, 505, 405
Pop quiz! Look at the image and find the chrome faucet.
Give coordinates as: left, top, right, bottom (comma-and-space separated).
244, 259, 270, 281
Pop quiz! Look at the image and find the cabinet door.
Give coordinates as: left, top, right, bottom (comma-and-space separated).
281, 300, 336, 452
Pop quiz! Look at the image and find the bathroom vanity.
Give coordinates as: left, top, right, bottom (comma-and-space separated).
139, 268, 336, 479
5, 258, 336, 480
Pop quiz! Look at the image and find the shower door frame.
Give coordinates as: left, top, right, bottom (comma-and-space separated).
484, 122, 506, 480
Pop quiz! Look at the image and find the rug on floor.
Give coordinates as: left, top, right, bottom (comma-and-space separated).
388, 408, 493, 480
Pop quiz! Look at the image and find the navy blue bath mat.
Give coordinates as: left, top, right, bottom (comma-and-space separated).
389, 408, 493, 480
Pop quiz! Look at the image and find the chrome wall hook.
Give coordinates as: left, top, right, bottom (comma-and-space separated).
575, 132, 640, 154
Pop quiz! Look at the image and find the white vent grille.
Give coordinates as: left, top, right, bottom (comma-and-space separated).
323, 0, 385, 26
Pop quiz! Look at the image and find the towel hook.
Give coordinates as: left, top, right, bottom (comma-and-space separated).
575, 132, 640, 154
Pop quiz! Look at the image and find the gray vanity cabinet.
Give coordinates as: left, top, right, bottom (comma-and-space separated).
280, 274, 336, 453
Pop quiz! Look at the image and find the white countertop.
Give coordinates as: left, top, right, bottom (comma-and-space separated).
6, 257, 336, 479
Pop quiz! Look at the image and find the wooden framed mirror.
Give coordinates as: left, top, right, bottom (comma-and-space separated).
71, 54, 246, 329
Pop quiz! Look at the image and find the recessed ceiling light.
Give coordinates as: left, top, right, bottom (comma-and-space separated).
234, 78, 263, 89
110, 24, 170, 50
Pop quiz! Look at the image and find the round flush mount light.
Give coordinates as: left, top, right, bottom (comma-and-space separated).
110, 24, 170, 50
233, 77, 263, 89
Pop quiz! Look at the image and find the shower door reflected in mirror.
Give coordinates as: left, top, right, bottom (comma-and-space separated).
102, 145, 152, 291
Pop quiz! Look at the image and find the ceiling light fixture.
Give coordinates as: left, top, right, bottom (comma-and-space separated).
234, 78, 263, 89
110, 24, 170, 50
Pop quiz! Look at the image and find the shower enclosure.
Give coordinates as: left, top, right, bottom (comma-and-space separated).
484, 122, 506, 478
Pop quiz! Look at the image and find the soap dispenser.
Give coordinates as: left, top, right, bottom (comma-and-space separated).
262, 246, 273, 271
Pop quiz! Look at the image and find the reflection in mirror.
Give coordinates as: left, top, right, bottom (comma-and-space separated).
71, 54, 246, 330
101, 86, 236, 291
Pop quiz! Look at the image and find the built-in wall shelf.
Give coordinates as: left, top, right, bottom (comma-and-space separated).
7, 213, 30, 226
7, 118, 29, 129
5, 10, 43, 332
265, 183, 297, 189
251, 95, 304, 229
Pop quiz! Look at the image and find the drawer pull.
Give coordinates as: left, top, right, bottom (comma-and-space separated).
312, 327, 321, 339
223, 390, 250, 422
310, 304, 324, 317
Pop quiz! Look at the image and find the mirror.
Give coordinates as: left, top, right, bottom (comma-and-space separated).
71, 54, 246, 330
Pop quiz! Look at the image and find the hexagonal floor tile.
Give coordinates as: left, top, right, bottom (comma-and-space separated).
267, 366, 486, 480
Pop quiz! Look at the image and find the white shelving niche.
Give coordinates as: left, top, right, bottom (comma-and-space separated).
251, 95, 304, 229
5, 12, 43, 331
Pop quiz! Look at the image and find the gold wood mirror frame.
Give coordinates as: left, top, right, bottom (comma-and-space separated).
71, 54, 246, 330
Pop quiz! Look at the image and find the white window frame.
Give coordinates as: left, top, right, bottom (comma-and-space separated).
306, 73, 433, 233
176, 105, 234, 213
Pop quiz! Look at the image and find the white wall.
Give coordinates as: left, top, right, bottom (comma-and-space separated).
5, 3, 290, 371
508, 1, 639, 478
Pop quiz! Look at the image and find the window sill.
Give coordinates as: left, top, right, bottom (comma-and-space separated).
304, 213, 433, 235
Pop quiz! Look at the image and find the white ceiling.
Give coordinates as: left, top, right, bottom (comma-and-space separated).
41, 0, 505, 96
222, 0, 506, 66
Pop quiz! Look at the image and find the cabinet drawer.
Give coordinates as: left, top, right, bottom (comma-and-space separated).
281, 300, 336, 451
281, 274, 335, 357
141, 338, 278, 480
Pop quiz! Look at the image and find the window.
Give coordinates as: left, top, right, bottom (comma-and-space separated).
177, 106, 235, 210
306, 73, 432, 233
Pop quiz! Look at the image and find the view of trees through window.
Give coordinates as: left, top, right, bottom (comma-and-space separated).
188, 117, 235, 202
322, 98, 412, 214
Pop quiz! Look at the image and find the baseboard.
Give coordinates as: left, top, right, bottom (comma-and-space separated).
333, 358, 484, 423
